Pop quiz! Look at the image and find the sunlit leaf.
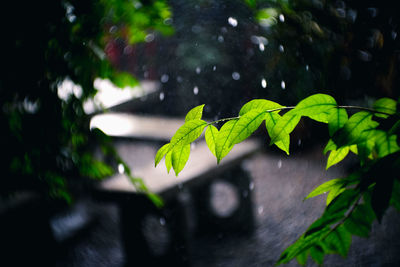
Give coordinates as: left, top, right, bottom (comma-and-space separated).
270, 111, 301, 154
229, 109, 266, 145
239, 99, 283, 116
155, 143, 170, 167
205, 125, 219, 157
265, 112, 289, 154
171, 144, 191, 176
165, 151, 172, 173
323, 139, 337, 154
185, 104, 205, 122
374, 130, 400, 158
328, 108, 348, 136
215, 120, 237, 163
305, 178, 346, 200
326, 146, 350, 169
290, 94, 337, 123
373, 97, 397, 118
169, 119, 207, 150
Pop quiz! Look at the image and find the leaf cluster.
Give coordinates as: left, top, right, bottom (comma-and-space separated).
155, 94, 400, 265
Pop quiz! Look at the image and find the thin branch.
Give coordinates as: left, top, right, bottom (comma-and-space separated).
338, 105, 394, 117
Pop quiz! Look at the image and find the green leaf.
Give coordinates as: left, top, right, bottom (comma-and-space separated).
265, 112, 289, 154
205, 125, 219, 157
185, 104, 205, 122
296, 249, 309, 266
270, 111, 301, 154
333, 111, 379, 147
239, 99, 283, 116
323, 225, 352, 257
323, 139, 337, 154
277, 227, 330, 265
373, 97, 397, 118
328, 108, 348, 136
290, 94, 337, 123
155, 143, 170, 167
305, 178, 346, 200
169, 119, 207, 150
374, 131, 400, 158
215, 120, 237, 163
229, 109, 266, 145
171, 144, 191, 176
326, 146, 350, 169
326, 187, 346, 206
165, 151, 172, 173
310, 245, 324, 265
344, 204, 375, 237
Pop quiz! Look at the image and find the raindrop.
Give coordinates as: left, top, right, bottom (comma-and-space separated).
258, 206, 264, 214
177, 76, 183, 83
145, 33, 155, 43
357, 50, 372, 62
367, 8, 377, 18
259, 43, 265, 51
159, 92, 165, 101
249, 182, 255, 190
261, 78, 267, 88
277, 159, 282, 169
306, 65, 309, 71
347, 9, 357, 23
228, 17, 238, 27
218, 35, 224, 42
196, 67, 201, 74
160, 74, 169, 83
232, 72, 240, 80
279, 14, 285, 22
193, 86, 199, 95
279, 45, 284, 52
392, 31, 397, 40
159, 217, 166, 226
118, 163, 125, 174
298, 139, 302, 146
281, 81, 286, 89
213, 65, 217, 71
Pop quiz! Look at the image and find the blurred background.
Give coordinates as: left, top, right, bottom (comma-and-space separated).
1, 0, 400, 266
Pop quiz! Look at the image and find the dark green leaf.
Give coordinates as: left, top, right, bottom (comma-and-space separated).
310, 245, 324, 265
323, 225, 352, 257
390, 179, 400, 211
296, 249, 309, 266
344, 204, 375, 237
328, 108, 348, 136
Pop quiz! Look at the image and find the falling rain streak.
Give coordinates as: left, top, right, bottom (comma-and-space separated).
159, 92, 165, 101
281, 81, 286, 89
261, 79, 267, 88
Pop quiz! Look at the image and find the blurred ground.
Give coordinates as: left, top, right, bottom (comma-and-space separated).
55, 143, 400, 267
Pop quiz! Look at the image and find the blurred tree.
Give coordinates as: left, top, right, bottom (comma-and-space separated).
0, 0, 172, 203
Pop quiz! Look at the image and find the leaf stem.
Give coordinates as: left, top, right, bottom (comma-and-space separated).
337, 105, 394, 116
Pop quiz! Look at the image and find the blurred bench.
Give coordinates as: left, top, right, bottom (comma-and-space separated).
92, 113, 260, 266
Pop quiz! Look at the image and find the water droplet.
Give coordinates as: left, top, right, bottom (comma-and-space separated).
277, 159, 282, 169
249, 182, 255, 190
298, 139, 302, 146
118, 163, 125, 174
279, 14, 285, 22
258, 206, 264, 214
281, 81, 286, 89
196, 67, 201, 74
306, 65, 309, 71
259, 43, 265, 51
145, 33, 155, 42
160, 74, 169, 83
357, 50, 372, 62
213, 65, 217, 71
392, 31, 397, 40
232, 72, 240, 80
279, 45, 284, 52
193, 86, 199, 95
159, 217, 166, 226
261, 78, 267, 88
218, 35, 224, 42
159, 92, 165, 101
228, 17, 238, 27
177, 76, 183, 83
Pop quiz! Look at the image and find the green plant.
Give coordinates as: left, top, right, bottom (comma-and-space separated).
155, 93, 400, 265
